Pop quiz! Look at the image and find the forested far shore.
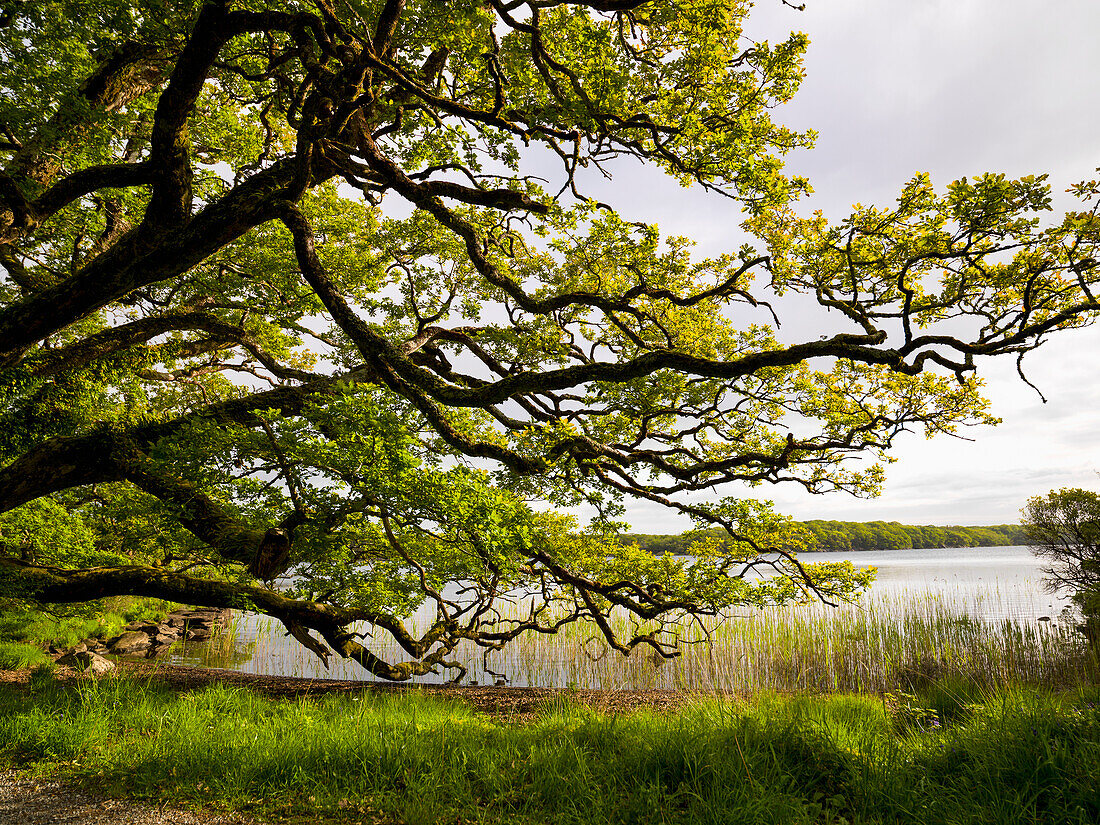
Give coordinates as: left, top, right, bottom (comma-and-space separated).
626, 521, 1028, 555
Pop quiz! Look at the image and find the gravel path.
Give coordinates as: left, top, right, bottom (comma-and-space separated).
0, 770, 256, 825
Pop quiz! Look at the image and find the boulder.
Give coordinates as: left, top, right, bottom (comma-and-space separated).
109, 630, 152, 656
97, 608, 234, 659
124, 621, 160, 634
57, 651, 115, 675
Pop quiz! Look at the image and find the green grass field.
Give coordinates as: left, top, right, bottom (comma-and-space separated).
2, 674, 1098, 824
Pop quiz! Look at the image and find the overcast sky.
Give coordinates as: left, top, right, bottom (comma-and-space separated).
592, 0, 1100, 531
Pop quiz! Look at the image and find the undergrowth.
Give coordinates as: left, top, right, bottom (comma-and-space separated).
0, 598, 177, 650
1, 676, 1098, 824
0, 641, 53, 670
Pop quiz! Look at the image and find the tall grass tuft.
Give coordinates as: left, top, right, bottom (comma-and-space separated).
0, 641, 54, 670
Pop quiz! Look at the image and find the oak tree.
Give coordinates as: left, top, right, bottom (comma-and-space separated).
2, 0, 1099, 680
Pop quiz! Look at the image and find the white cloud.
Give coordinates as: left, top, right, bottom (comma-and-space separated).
570, 1, 1100, 530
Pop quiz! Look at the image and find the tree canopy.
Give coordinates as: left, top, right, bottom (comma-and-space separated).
2, 0, 1099, 681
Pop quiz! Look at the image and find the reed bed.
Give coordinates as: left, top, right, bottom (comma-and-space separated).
479, 589, 1095, 693
176, 586, 1099, 694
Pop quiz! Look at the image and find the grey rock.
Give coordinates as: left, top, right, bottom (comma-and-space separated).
56, 651, 115, 675
97, 608, 234, 660
124, 622, 159, 634
109, 630, 152, 655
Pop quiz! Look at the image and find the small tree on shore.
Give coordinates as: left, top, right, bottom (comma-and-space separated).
1022, 488, 1100, 644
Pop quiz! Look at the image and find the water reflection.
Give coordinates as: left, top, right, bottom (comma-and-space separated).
164, 615, 258, 670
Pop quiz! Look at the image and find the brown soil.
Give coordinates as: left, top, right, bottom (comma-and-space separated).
1, 660, 721, 721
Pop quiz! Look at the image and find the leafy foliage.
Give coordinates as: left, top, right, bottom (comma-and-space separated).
0, 0, 1098, 680
1023, 488, 1100, 642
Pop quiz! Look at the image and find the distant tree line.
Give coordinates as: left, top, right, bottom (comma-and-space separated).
798, 520, 1027, 551
626, 521, 1028, 555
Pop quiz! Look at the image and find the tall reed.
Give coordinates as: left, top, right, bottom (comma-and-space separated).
491, 590, 1096, 693
174, 587, 1098, 693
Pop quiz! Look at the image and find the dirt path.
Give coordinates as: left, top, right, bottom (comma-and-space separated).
0, 769, 255, 825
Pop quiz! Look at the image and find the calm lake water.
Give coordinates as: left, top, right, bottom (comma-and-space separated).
808, 545, 1070, 620
166, 545, 1073, 683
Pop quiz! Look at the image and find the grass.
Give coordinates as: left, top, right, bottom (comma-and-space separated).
0, 597, 177, 650
0, 640, 54, 670
495, 590, 1097, 694
209, 589, 1099, 695
1, 583, 1095, 821
1, 675, 1098, 824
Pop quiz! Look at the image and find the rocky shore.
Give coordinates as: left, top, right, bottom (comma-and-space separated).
52, 607, 232, 674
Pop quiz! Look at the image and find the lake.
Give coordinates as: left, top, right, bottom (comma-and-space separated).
806, 545, 1071, 620
165, 545, 1078, 686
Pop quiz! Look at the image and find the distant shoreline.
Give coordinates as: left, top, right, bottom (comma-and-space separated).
625, 520, 1027, 555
